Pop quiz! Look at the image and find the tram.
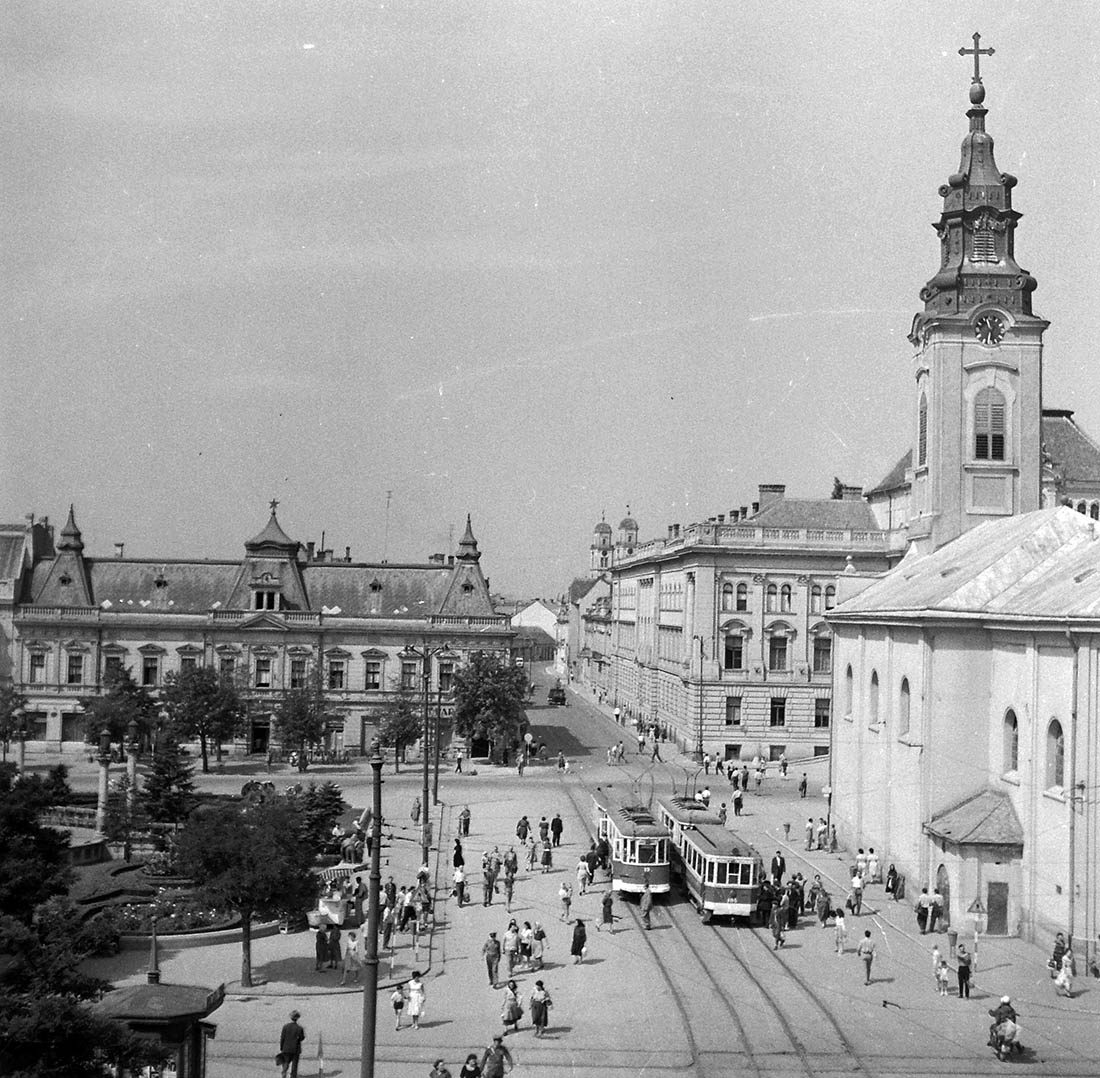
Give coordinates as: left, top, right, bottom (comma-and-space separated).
592, 788, 670, 895
656, 795, 764, 922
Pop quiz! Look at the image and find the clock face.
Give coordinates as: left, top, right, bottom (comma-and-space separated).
975, 314, 1006, 346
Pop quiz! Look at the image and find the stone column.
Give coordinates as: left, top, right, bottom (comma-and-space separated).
95, 727, 111, 834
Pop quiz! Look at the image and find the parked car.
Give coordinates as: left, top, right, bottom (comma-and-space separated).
547, 683, 566, 705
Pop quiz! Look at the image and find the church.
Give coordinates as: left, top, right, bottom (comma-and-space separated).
829, 43, 1100, 958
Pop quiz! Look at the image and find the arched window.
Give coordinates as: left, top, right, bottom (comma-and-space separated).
918, 393, 928, 467
844, 664, 854, 717
869, 670, 880, 726
810, 585, 822, 613
766, 584, 777, 612
899, 677, 911, 736
812, 633, 832, 674
824, 585, 836, 610
735, 583, 748, 611
1046, 719, 1065, 789
1092, 503, 1100, 521
1003, 709, 1019, 772
768, 629, 789, 672
1077, 501, 1087, 515
780, 584, 792, 612
974, 387, 1006, 461
721, 583, 734, 612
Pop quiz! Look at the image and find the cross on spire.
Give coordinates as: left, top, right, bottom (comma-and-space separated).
959, 31, 994, 84
269, 498, 279, 514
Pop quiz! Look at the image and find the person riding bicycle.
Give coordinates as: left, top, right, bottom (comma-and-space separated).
988, 996, 1019, 1057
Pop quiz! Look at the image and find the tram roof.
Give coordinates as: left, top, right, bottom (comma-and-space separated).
593, 789, 665, 837
656, 795, 723, 828
687, 823, 761, 860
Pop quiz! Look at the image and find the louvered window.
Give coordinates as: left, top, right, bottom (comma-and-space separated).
918, 393, 928, 466
974, 387, 1006, 460
971, 224, 996, 262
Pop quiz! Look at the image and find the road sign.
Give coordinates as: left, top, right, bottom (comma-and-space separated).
967, 897, 986, 915
524, 732, 533, 743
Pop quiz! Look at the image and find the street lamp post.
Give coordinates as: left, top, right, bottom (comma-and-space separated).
95, 725, 112, 834
404, 638, 450, 865
125, 718, 140, 811
12, 707, 27, 775
360, 739, 384, 1078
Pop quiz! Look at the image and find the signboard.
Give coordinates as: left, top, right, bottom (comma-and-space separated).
967, 897, 986, 915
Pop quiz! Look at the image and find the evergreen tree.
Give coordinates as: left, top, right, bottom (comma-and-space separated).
0, 685, 27, 763
102, 775, 148, 862
141, 740, 196, 824
286, 781, 347, 848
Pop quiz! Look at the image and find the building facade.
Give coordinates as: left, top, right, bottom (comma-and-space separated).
5, 505, 513, 756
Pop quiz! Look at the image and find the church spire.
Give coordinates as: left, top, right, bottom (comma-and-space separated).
915, 33, 1038, 330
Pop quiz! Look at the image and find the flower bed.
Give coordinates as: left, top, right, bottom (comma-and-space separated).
113, 895, 238, 935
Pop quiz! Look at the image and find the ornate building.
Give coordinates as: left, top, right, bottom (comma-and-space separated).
2, 505, 512, 756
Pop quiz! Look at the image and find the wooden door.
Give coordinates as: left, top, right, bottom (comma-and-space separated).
987, 881, 1009, 935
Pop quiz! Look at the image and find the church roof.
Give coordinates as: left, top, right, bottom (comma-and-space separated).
830, 506, 1100, 620
1042, 409, 1100, 485
865, 450, 912, 497
568, 576, 601, 604
749, 498, 879, 531
924, 789, 1023, 847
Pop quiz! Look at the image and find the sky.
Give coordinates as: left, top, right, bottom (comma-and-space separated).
4, 2, 1100, 597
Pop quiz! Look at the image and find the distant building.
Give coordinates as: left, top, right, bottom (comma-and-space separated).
4, 505, 512, 756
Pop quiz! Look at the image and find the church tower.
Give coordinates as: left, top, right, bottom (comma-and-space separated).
589, 513, 612, 577
906, 35, 1048, 553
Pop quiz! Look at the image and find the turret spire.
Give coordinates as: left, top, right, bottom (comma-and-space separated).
456, 514, 480, 561
57, 504, 84, 552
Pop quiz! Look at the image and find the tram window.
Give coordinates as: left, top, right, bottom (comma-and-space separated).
638, 841, 656, 864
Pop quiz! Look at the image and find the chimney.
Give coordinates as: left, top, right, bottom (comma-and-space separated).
717, 514, 725, 524
841, 484, 863, 501
740, 506, 748, 519
667, 525, 674, 539
345, 546, 352, 561
114, 542, 125, 559
447, 555, 454, 566
752, 502, 759, 514
758, 483, 786, 509
429, 553, 445, 565
306, 541, 315, 561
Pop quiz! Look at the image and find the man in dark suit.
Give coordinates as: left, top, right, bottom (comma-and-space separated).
278, 1010, 305, 1078
771, 851, 786, 886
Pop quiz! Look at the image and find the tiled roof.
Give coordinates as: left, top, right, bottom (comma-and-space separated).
866, 450, 912, 496
568, 577, 600, 603
831, 506, 1100, 619
79, 560, 241, 613
748, 498, 879, 531
925, 789, 1023, 847
1042, 410, 1100, 484
0, 533, 26, 581
304, 564, 464, 618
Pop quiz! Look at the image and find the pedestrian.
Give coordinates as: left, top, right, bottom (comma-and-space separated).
640, 882, 654, 929
651, 740, 662, 761
503, 921, 520, 976
816, 817, 828, 851
740, 764, 749, 789
815, 884, 831, 927
733, 789, 743, 816
516, 815, 530, 843
614, 705, 621, 724
517, 753, 526, 777
557, 751, 566, 772
538, 816, 550, 843
459, 805, 471, 836
718, 802, 727, 825
501, 978, 522, 1033
529, 979, 553, 1037
479, 1034, 514, 1078
530, 921, 546, 969
770, 899, 786, 949
833, 906, 847, 954
314, 925, 328, 971
703, 752, 711, 775
503, 871, 515, 911
458, 1053, 483, 1078
804, 818, 814, 851
867, 847, 881, 884
916, 888, 931, 934
411, 796, 421, 827
391, 985, 406, 1031
381, 903, 396, 950
930, 944, 942, 991
849, 870, 863, 916
937, 958, 951, 996
327, 922, 342, 969
483, 931, 502, 988
430, 1060, 453, 1078
571, 918, 588, 962
526, 839, 539, 871
541, 842, 553, 873
771, 851, 786, 886
885, 863, 899, 900
930, 888, 944, 933
277, 1010, 305, 1078
453, 839, 465, 868
551, 813, 564, 847
829, 824, 838, 853
339, 930, 362, 985
1054, 948, 1075, 997
856, 930, 876, 985
455, 747, 464, 773
407, 970, 425, 1030
956, 942, 972, 998
779, 753, 788, 779
482, 866, 494, 908
576, 856, 590, 895
453, 865, 467, 907
559, 880, 573, 920
755, 764, 764, 792
798, 772, 808, 798
599, 889, 615, 932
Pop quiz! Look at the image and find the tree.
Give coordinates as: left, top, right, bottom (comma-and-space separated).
378, 689, 421, 774
831, 476, 844, 500
273, 677, 331, 772
79, 666, 158, 747
0, 685, 27, 763
141, 739, 196, 824
162, 665, 246, 773
176, 800, 318, 987
286, 781, 347, 848
452, 652, 528, 762
102, 775, 148, 862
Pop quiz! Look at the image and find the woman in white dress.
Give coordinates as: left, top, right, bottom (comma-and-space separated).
406, 970, 426, 1030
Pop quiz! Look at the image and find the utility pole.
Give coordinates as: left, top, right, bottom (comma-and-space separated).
404, 636, 450, 864
360, 740, 384, 1078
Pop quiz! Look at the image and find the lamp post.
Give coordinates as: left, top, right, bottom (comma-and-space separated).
403, 638, 450, 865
360, 739, 384, 1078
12, 707, 27, 775
125, 717, 140, 810
95, 725, 112, 834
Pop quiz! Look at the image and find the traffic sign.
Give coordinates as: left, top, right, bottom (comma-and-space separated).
967, 897, 986, 915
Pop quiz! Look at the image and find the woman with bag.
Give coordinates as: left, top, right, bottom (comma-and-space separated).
529, 979, 553, 1037
406, 971, 425, 1031
531, 922, 546, 970
571, 918, 587, 964
501, 979, 523, 1034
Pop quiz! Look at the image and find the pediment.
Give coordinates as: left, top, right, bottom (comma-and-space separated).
138, 644, 167, 655
360, 648, 388, 659
238, 612, 289, 632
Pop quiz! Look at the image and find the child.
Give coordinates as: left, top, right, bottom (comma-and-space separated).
391, 983, 405, 1031
937, 958, 951, 996
931, 945, 942, 991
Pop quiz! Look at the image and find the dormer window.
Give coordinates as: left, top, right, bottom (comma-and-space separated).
59, 573, 72, 586
462, 582, 474, 593
370, 580, 383, 592
254, 589, 280, 610
154, 573, 168, 589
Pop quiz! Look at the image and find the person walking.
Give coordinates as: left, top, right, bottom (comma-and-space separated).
339, 930, 362, 985
916, 888, 932, 934
779, 753, 788, 779
455, 747, 464, 773
453, 839, 465, 869
576, 856, 591, 895
640, 882, 654, 929
855, 848, 868, 880
571, 918, 588, 963
798, 772, 808, 798
816, 817, 828, 851
458, 1053, 482, 1078
651, 740, 662, 762
277, 1010, 305, 1078
406, 970, 426, 1031
867, 848, 881, 884
559, 881, 573, 921
930, 888, 944, 933
459, 805, 471, 836
502, 921, 520, 977
804, 817, 814, 850
1054, 948, 1075, 997
327, 922, 342, 969
430, 1061, 453, 1078
770, 898, 786, 949
483, 931, 502, 988
501, 979, 523, 1034
391, 984, 406, 1030
551, 813, 564, 847
529, 979, 553, 1037
516, 815, 530, 843
314, 925, 329, 972
771, 851, 786, 886
454, 865, 467, 907
956, 942, 972, 999
540, 842, 553, 874
703, 752, 711, 775
479, 1034, 514, 1078
849, 870, 863, 916
614, 705, 621, 724
526, 839, 539, 871
503, 870, 515, 911
833, 906, 847, 954
930, 944, 942, 992
936, 958, 951, 996
538, 816, 550, 844
530, 922, 546, 970
856, 930, 876, 985
599, 889, 615, 933
381, 903, 396, 950
733, 788, 743, 817
411, 796, 421, 828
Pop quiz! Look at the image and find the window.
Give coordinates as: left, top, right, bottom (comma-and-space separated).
723, 634, 744, 671
869, 670, 880, 725
721, 583, 734, 612
219, 655, 237, 678
142, 656, 159, 687
105, 655, 123, 676
29, 652, 46, 683
899, 678, 911, 736
974, 387, 1006, 461
439, 663, 454, 693
769, 698, 786, 727
810, 585, 822, 613
844, 664, 854, 716
813, 745, 830, 757
780, 584, 792, 612
253, 589, 280, 610
918, 393, 928, 466
365, 661, 382, 691
328, 660, 345, 691
1046, 719, 1065, 789
724, 698, 742, 726
812, 635, 832, 673
67, 653, 84, 685
254, 658, 272, 689
814, 698, 831, 728
179, 655, 198, 675
765, 584, 777, 612
401, 661, 418, 691
824, 585, 836, 610
735, 583, 748, 611
724, 743, 741, 761
768, 634, 788, 672
290, 658, 307, 690
1003, 709, 1019, 772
